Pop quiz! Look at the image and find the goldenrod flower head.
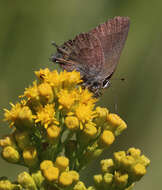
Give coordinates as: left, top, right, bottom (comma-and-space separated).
42, 166, 59, 182
93, 174, 103, 188
83, 122, 97, 139
0, 135, 15, 148
58, 89, 77, 110
131, 163, 146, 181
2, 146, 20, 163
100, 159, 114, 173
17, 172, 37, 190
43, 70, 61, 89
99, 130, 115, 148
127, 147, 141, 158
59, 171, 73, 186
46, 125, 61, 141
40, 160, 53, 171
4, 103, 34, 128
55, 156, 69, 171
0, 180, 13, 190
14, 130, 30, 150
38, 82, 54, 103
65, 70, 82, 85
23, 81, 39, 100
35, 68, 50, 80
23, 147, 38, 167
114, 171, 128, 188
113, 151, 126, 166
31, 170, 44, 189
73, 181, 87, 190
120, 155, 135, 170
35, 104, 58, 128
139, 155, 150, 167
103, 173, 113, 187
65, 116, 79, 130
79, 88, 96, 105
95, 106, 109, 124
75, 103, 95, 125
107, 113, 127, 136
68, 170, 80, 182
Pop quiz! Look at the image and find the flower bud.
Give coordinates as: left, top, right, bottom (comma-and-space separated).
114, 171, 128, 189
17, 172, 37, 190
65, 116, 79, 130
43, 166, 59, 182
100, 159, 114, 173
46, 125, 60, 142
59, 171, 73, 187
99, 130, 115, 148
23, 147, 38, 167
73, 181, 87, 190
0, 180, 13, 190
55, 156, 69, 172
2, 146, 20, 163
38, 82, 54, 103
131, 163, 146, 181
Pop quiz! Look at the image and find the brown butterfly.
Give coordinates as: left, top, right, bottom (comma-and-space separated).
51, 16, 130, 96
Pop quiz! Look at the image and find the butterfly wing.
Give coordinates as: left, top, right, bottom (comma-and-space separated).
90, 16, 130, 79
61, 33, 104, 77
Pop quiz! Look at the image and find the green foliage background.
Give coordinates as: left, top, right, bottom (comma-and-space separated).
0, 0, 161, 189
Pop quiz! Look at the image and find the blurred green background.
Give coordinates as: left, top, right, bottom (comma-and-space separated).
0, 0, 161, 189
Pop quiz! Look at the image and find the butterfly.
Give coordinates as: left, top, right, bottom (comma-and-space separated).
51, 16, 130, 97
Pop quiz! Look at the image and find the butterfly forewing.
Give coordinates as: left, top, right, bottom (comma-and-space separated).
90, 16, 130, 78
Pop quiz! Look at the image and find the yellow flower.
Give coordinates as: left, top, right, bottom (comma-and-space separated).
23, 147, 38, 167
65, 116, 79, 130
44, 70, 61, 89
99, 130, 115, 148
94, 106, 109, 126
17, 172, 37, 190
0, 180, 13, 190
93, 174, 103, 187
37, 82, 54, 103
23, 81, 39, 100
40, 160, 53, 171
73, 181, 87, 190
35, 68, 50, 81
43, 166, 59, 182
35, 104, 58, 128
68, 170, 79, 182
46, 125, 61, 141
114, 171, 128, 188
55, 156, 69, 171
75, 103, 96, 127
131, 163, 146, 181
4, 103, 34, 128
107, 113, 127, 136
2, 146, 20, 163
58, 89, 77, 110
0, 135, 15, 148
100, 159, 114, 173
83, 122, 97, 139
79, 88, 96, 106
65, 70, 82, 85
59, 171, 73, 187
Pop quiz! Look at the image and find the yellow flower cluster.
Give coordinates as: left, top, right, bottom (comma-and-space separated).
88, 148, 150, 190
0, 69, 150, 190
40, 156, 79, 188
